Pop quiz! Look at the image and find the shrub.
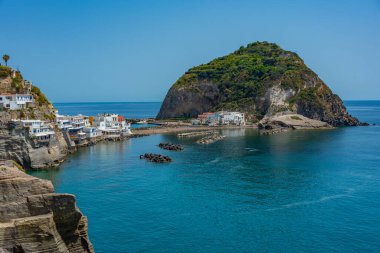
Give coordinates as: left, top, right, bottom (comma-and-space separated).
31, 86, 50, 105
0, 66, 11, 78
291, 115, 302, 120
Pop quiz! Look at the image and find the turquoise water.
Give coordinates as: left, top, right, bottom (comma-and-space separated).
30, 101, 380, 252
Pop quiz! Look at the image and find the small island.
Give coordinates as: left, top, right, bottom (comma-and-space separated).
156, 41, 362, 129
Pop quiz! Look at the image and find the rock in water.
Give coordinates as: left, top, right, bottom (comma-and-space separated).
0, 160, 94, 252
158, 143, 183, 151
140, 153, 172, 163
156, 41, 360, 126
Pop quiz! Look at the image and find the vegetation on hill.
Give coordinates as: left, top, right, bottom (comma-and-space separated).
0, 66, 11, 78
173, 42, 319, 111
0, 65, 55, 122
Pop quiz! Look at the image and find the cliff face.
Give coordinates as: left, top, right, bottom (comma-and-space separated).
0, 126, 68, 169
0, 160, 94, 252
157, 42, 360, 126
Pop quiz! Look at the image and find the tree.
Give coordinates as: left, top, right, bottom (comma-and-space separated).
3, 54, 10, 66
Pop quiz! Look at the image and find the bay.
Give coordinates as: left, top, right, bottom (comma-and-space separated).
30, 101, 380, 252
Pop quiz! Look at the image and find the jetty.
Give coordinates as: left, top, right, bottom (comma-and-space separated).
196, 134, 225, 144
177, 131, 216, 138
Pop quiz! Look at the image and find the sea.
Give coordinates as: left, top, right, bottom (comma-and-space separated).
29, 101, 380, 253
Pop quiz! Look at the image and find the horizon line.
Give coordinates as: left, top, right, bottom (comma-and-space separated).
52, 99, 380, 104
53, 101, 163, 104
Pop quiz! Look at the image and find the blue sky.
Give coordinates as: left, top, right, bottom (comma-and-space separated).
1, 0, 379, 102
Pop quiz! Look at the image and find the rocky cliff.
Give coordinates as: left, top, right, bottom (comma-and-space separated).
0, 66, 55, 122
157, 42, 360, 126
0, 66, 69, 169
0, 124, 68, 169
0, 160, 94, 252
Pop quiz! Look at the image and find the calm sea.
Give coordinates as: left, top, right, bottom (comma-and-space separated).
54, 102, 161, 119
30, 101, 380, 252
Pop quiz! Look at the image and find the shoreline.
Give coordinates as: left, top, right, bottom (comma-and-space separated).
22, 120, 347, 171
132, 124, 257, 135
18, 124, 256, 171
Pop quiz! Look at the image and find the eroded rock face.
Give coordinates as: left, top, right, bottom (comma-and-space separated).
0, 125, 68, 170
0, 160, 94, 252
157, 82, 222, 119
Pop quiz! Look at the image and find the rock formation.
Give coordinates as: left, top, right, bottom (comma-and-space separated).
158, 143, 183, 151
139, 153, 172, 163
157, 41, 361, 126
0, 160, 94, 252
0, 125, 68, 169
259, 113, 332, 130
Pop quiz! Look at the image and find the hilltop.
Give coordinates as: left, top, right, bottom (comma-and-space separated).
0, 65, 55, 122
0, 66, 68, 169
157, 42, 360, 126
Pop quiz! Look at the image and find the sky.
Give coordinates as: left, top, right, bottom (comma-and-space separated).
0, 0, 379, 102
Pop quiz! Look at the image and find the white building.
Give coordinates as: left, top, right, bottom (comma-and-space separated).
69, 115, 85, 130
0, 93, 34, 110
12, 119, 55, 142
56, 114, 73, 130
83, 127, 101, 138
218, 111, 245, 126
196, 111, 246, 126
93, 114, 131, 137
56, 113, 102, 140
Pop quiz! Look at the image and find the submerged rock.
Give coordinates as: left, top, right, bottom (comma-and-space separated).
0, 160, 94, 252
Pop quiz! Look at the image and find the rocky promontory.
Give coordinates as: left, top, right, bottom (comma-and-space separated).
0, 66, 69, 169
157, 42, 361, 127
0, 160, 94, 252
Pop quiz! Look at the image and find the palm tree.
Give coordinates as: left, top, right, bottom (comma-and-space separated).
3, 54, 10, 66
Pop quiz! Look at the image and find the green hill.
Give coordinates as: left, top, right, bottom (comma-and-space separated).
157, 41, 360, 126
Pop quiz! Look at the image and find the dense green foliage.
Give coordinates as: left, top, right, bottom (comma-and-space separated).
173, 41, 318, 110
